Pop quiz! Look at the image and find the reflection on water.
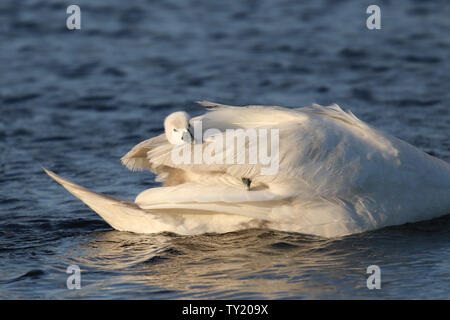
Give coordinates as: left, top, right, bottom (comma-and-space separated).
46, 215, 450, 299
1, 215, 449, 299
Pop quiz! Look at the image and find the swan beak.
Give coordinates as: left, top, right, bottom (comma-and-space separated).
182, 127, 193, 143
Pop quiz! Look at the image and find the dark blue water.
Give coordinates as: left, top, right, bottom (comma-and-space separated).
0, 0, 449, 299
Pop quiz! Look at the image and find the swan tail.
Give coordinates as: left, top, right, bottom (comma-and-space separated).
43, 169, 179, 233
43, 169, 275, 234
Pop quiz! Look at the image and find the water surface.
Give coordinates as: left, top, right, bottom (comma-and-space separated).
0, 0, 449, 299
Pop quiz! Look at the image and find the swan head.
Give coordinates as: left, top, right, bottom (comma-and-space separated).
164, 111, 193, 145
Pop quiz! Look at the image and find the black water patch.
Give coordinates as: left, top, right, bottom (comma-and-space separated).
339, 48, 368, 59
55, 62, 99, 78
404, 55, 441, 64
139, 102, 175, 111
141, 255, 170, 265
11, 128, 34, 137
407, 7, 431, 16
79, 95, 115, 102
317, 86, 329, 93
161, 248, 185, 256
0, 198, 21, 205
259, 79, 272, 87
11, 21, 40, 32
186, 77, 206, 87
389, 99, 441, 108
32, 136, 73, 143
0, 223, 29, 231
371, 65, 391, 73
210, 31, 228, 40
103, 67, 126, 77
3, 93, 40, 104
352, 88, 375, 102
289, 66, 312, 74
55, 219, 107, 231
386, 214, 450, 234
72, 103, 118, 112
119, 7, 146, 24
0, 270, 45, 285
269, 242, 299, 250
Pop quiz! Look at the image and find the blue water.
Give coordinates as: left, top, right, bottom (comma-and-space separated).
0, 0, 449, 299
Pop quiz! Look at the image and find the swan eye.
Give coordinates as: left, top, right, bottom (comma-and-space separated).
173, 128, 178, 132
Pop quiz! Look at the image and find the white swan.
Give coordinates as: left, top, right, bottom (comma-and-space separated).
44, 101, 450, 238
